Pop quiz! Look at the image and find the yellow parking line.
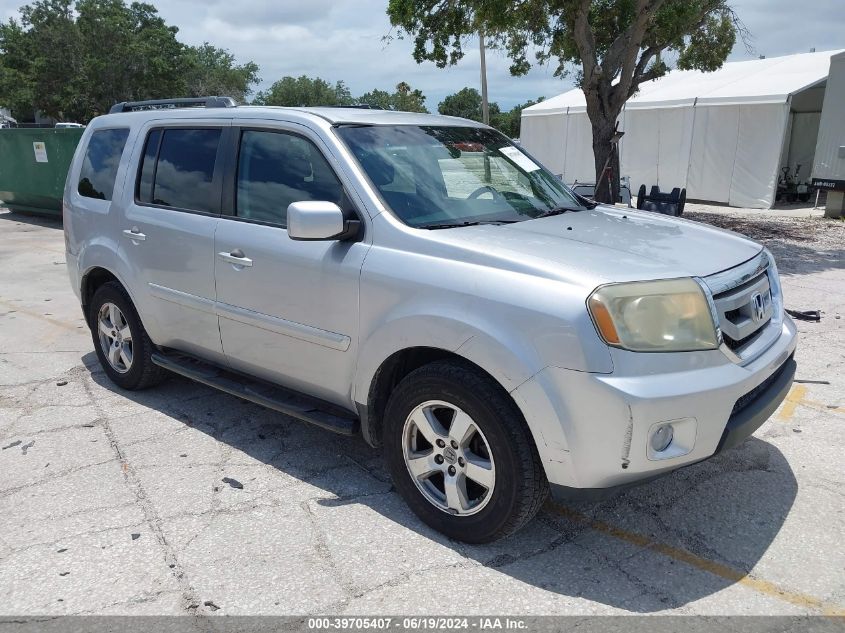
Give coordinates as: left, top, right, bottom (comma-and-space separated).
775, 383, 844, 418
777, 384, 807, 421
550, 505, 845, 615
801, 400, 845, 416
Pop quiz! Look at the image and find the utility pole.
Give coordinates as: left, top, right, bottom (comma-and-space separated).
479, 30, 489, 125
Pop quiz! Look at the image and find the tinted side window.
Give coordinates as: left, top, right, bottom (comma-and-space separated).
236, 130, 345, 227
78, 128, 130, 200
137, 128, 221, 213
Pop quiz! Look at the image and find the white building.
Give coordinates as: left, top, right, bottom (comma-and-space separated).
520, 50, 844, 209
811, 51, 845, 217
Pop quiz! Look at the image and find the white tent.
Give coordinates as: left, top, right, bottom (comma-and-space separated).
520, 50, 843, 208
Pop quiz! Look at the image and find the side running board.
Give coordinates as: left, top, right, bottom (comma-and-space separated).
151, 351, 358, 436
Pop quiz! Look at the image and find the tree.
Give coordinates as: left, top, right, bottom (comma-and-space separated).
0, 0, 260, 122
438, 87, 484, 120
496, 97, 544, 138
182, 43, 260, 104
357, 81, 428, 112
440, 87, 530, 135
0, 0, 85, 121
356, 88, 393, 110
253, 75, 353, 107
393, 81, 428, 112
74, 0, 185, 118
387, 0, 742, 202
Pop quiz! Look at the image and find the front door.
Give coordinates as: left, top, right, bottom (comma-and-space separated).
121, 121, 229, 363
214, 124, 369, 407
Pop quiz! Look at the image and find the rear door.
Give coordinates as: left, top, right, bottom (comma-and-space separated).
213, 122, 370, 407
66, 125, 132, 279
121, 119, 230, 364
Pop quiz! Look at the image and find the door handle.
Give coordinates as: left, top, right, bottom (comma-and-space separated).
218, 249, 253, 267
123, 227, 146, 241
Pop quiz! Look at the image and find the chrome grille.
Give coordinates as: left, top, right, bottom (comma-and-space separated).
704, 251, 781, 363
712, 271, 772, 348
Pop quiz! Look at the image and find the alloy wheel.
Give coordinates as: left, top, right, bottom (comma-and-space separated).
402, 400, 496, 516
97, 302, 133, 374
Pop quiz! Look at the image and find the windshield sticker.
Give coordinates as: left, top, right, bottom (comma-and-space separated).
499, 146, 540, 172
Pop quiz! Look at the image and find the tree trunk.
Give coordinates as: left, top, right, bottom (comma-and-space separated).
591, 118, 621, 205
584, 86, 623, 205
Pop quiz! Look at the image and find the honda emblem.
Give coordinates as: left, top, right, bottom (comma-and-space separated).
751, 292, 766, 323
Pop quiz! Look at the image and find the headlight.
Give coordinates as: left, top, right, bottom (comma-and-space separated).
588, 278, 720, 352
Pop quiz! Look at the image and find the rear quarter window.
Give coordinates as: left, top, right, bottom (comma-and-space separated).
77, 128, 130, 200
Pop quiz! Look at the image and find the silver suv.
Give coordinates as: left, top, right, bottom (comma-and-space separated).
64, 98, 797, 542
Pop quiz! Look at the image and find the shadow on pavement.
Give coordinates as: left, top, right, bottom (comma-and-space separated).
80, 349, 798, 613
0, 209, 63, 229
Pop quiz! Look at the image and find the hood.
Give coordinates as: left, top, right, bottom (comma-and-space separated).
428, 206, 762, 286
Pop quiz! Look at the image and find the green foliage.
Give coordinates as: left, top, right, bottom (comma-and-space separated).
387, 0, 738, 87
393, 81, 428, 112
0, 0, 260, 122
356, 88, 393, 110
0, 0, 84, 120
182, 43, 260, 104
252, 75, 354, 107
437, 87, 487, 120
497, 97, 544, 138
438, 88, 542, 138
253, 76, 430, 113
357, 81, 428, 112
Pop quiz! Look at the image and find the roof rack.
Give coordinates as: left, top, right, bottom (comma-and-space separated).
332, 104, 384, 110
109, 96, 237, 114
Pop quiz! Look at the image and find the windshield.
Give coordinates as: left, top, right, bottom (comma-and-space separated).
334, 125, 589, 228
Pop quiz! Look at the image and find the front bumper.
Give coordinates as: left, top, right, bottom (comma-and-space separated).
512, 316, 797, 496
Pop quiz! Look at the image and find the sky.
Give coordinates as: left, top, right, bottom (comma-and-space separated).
1, 0, 843, 109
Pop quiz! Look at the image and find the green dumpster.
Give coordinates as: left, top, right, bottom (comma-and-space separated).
0, 127, 85, 217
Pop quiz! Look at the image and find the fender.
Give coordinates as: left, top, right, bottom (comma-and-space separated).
352, 313, 587, 460
77, 239, 161, 338
352, 315, 545, 403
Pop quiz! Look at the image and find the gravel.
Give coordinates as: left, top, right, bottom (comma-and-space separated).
683, 211, 845, 275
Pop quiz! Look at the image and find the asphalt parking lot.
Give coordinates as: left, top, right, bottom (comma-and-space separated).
0, 208, 843, 618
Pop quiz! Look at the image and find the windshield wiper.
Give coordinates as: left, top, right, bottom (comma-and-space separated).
533, 206, 584, 218
419, 220, 519, 230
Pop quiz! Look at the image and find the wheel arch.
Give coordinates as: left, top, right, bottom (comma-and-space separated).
80, 267, 123, 326
354, 317, 547, 449
76, 237, 139, 327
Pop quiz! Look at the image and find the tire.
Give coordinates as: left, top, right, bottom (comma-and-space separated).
383, 360, 548, 543
88, 281, 166, 390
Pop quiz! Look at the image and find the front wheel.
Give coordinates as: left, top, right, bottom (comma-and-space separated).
383, 360, 548, 543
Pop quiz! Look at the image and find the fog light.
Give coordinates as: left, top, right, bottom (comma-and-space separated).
650, 424, 674, 452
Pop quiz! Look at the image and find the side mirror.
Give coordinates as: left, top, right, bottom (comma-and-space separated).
287, 201, 361, 241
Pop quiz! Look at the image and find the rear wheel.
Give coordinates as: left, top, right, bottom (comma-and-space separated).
89, 281, 165, 390
383, 360, 548, 543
